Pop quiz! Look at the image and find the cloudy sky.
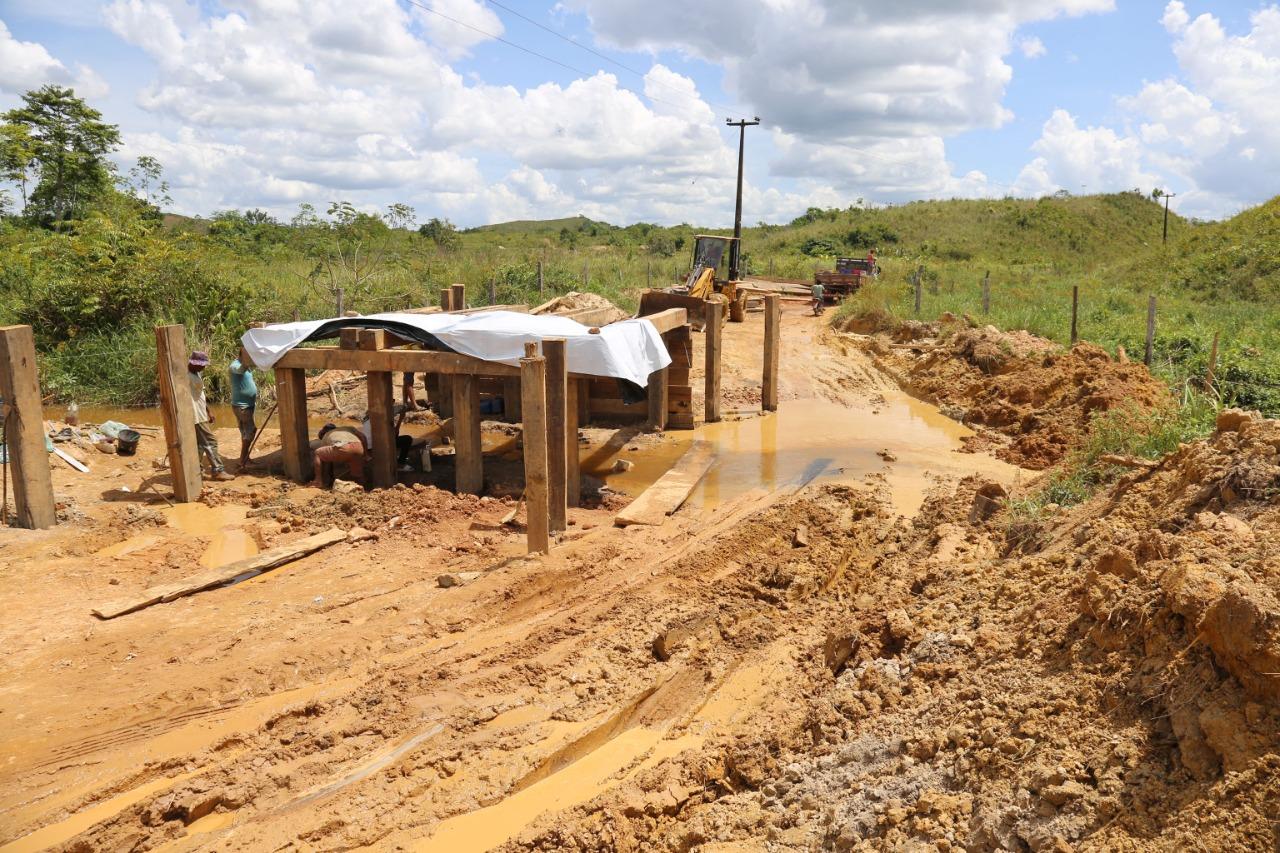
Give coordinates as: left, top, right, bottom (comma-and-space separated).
0, 0, 1276, 225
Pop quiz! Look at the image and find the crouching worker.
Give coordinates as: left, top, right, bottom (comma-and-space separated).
311, 423, 367, 489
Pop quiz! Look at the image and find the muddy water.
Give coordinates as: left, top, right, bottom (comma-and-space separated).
164, 503, 258, 568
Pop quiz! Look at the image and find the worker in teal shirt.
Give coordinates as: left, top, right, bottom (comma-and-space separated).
229, 352, 258, 469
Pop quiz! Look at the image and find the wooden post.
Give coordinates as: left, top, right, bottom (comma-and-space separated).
763, 294, 780, 412
542, 338, 568, 533
520, 342, 550, 554
566, 376, 581, 507
0, 325, 56, 528
275, 367, 312, 483
647, 367, 669, 431
501, 377, 522, 422
704, 302, 722, 423
1070, 285, 1079, 346
581, 262, 588, 288
729, 289, 746, 323
768, 258, 774, 276
451, 283, 466, 312
154, 324, 203, 502
538, 259, 545, 296
336, 287, 345, 317
360, 329, 395, 489
982, 271, 991, 315
452, 374, 482, 494
913, 272, 922, 315
646, 260, 652, 289
488, 275, 497, 305
1145, 295, 1156, 367
439, 287, 452, 311
1206, 331, 1220, 391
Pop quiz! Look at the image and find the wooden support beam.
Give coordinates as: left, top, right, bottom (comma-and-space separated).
0, 325, 56, 528
520, 342, 550, 554
275, 367, 312, 483
154, 324, 203, 502
763, 294, 780, 412
502, 377, 522, 422
439, 288, 452, 311
452, 374, 483, 494
641, 307, 689, 335
566, 377, 581, 507
361, 329, 395, 489
451, 283, 466, 312
647, 367, 668, 431
542, 338, 568, 532
339, 327, 361, 350
704, 302, 722, 423
276, 347, 522, 376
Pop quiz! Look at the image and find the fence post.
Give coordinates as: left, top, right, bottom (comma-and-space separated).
538, 258, 544, 296
0, 325, 56, 528
520, 342, 550, 554
768, 258, 775, 276
488, 275, 496, 306
704, 302, 722, 423
646, 260, 652, 289
1144, 295, 1156, 367
1206, 331, 1220, 391
982, 271, 990, 315
542, 338, 568, 533
1070, 285, 1079, 346
336, 287, 344, 317
581, 262, 588, 288
913, 271, 922, 315
155, 324, 203, 502
762, 294, 780, 412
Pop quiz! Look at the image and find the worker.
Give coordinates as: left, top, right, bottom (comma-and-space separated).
402, 372, 420, 411
310, 422, 367, 488
811, 280, 826, 314
229, 351, 258, 469
188, 351, 234, 481
867, 248, 879, 277
361, 407, 415, 470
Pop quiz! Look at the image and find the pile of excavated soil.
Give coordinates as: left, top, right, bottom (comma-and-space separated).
534, 291, 629, 325
506, 411, 1280, 852
856, 319, 1170, 469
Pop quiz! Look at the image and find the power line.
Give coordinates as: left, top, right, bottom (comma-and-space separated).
401, 0, 716, 115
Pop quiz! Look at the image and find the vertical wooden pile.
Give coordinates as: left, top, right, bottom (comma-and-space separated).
155, 324, 204, 501
704, 302, 722, 423
520, 342, 550, 553
762, 294, 780, 412
662, 325, 695, 429
0, 325, 56, 528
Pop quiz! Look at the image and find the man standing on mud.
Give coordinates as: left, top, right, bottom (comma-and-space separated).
229, 351, 258, 470
188, 351, 234, 481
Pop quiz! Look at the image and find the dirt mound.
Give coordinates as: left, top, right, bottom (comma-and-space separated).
505, 417, 1280, 852
246, 481, 510, 536
864, 320, 1169, 469
533, 291, 629, 324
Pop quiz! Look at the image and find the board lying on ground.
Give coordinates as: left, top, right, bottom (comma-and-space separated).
92, 527, 351, 619
614, 440, 716, 527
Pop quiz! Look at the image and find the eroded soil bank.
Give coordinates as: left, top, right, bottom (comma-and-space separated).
1, 306, 1277, 852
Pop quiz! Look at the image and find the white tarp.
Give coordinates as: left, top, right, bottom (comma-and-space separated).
240, 310, 671, 388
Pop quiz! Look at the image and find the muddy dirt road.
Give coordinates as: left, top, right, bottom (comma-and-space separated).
9, 305, 1265, 852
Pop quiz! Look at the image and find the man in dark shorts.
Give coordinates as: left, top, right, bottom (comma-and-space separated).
229, 352, 258, 469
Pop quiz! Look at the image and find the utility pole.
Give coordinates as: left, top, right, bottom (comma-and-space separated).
1160, 190, 1177, 244
726, 117, 760, 282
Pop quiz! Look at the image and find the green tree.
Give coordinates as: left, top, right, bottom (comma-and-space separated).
125, 155, 172, 214
0, 123, 36, 209
418, 216, 460, 250
1, 86, 121, 226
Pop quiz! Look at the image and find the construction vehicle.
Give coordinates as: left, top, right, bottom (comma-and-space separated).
639, 234, 744, 326
814, 257, 876, 303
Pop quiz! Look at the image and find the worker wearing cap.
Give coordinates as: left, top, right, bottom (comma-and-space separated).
188, 351, 234, 481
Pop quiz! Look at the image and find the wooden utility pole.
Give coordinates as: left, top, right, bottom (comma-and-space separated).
154, 324, 203, 502
0, 325, 56, 528
762, 294, 780, 411
520, 342, 550, 554
1070, 286, 1079, 346
726, 116, 761, 282
542, 338, 568, 533
1161, 191, 1177, 244
1206, 331, 1220, 391
360, 329, 396, 489
704, 302, 722, 423
1144, 295, 1157, 367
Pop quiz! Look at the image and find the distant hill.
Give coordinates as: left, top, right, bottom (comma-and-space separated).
466, 215, 614, 235
1119, 195, 1280, 299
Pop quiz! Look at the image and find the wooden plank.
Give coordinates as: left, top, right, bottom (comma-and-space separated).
561, 307, 619, 327
452, 374, 483, 494
451, 283, 466, 312
363, 329, 395, 489
339, 327, 361, 349
276, 347, 522, 376
647, 367, 668, 431
51, 445, 89, 473
667, 413, 695, 430
566, 376, 581, 507
763, 294, 780, 412
520, 345, 550, 554
641, 308, 689, 335
275, 366, 312, 483
704, 302, 722, 423
589, 398, 647, 417
92, 528, 349, 619
667, 367, 691, 386
0, 325, 56, 528
542, 338, 568, 532
614, 440, 716, 527
154, 325, 203, 502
